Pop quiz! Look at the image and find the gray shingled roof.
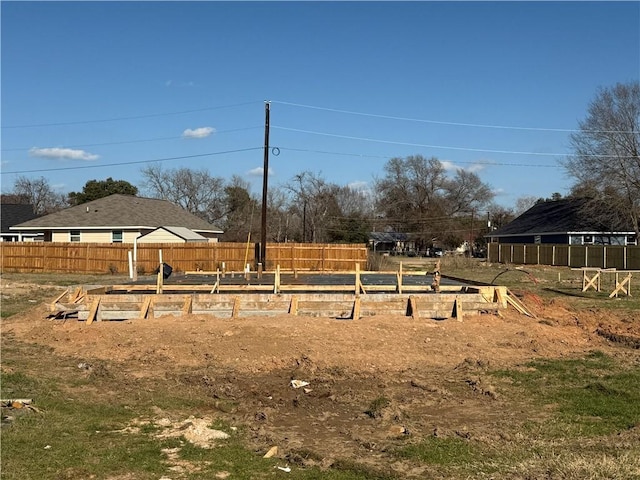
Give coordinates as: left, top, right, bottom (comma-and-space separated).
487, 198, 633, 237
1, 204, 38, 233
12, 194, 223, 233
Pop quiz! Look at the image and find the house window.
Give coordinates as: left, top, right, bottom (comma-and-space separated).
627, 235, 638, 246
112, 230, 123, 243
70, 230, 81, 242
583, 235, 593, 245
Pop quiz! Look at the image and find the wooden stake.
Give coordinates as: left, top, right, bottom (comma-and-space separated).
274, 264, 281, 294
156, 268, 163, 294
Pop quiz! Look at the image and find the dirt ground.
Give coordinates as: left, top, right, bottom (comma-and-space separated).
3, 280, 640, 476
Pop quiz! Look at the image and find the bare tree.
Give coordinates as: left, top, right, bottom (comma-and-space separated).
444, 169, 494, 215
514, 196, 539, 216
374, 155, 494, 247
565, 81, 640, 239
286, 171, 340, 243
266, 186, 294, 243
140, 165, 226, 223
11, 176, 67, 214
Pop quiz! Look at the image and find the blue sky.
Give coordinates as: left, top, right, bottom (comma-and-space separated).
2, 1, 639, 208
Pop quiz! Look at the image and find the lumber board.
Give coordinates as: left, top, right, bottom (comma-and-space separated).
352, 297, 361, 320
505, 290, 535, 317
289, 296, 298, 315
231, 296, 241, 318
50, 289, 69, 311
139, 297, 152, 319
85, 298, 101, 325
454, 296, 463, 322
408, 296, 418, 319
182, 296, 192, 315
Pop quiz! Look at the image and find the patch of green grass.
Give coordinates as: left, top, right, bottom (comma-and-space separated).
364, 396, 390, 419
493, 351, 640, 436
1, 370, 170, 480
394, 436, 475, 465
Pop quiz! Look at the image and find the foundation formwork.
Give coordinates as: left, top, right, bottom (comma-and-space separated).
49, 269, 519, 323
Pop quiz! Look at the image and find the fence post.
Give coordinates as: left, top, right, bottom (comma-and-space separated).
585, 246, 588, 268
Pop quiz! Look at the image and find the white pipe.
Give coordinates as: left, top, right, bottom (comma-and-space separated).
133, 235, 139, 281
128, 251, 133, 279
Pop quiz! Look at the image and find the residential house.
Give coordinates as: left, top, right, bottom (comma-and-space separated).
486, 198, 637, 246
1, 203, 40, 242
11, 194, 223, 243
369, 231, 413, 254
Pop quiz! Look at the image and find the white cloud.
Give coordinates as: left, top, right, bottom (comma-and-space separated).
248, 167, 274, 177
466, 163, 486, 173
441, 160, 487, 173
182, 127, 216, 139
441, 160, 458, 171
348, 180, 369, 191
29, 147, 99, 161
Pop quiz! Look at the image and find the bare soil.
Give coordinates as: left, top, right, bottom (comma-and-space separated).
3, 281, 640, 476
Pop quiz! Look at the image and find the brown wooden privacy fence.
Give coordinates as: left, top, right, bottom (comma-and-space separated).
488, 243, 640, 270
0, 242, 368, 274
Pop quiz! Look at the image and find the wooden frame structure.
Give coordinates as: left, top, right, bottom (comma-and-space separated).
575, 267, 636, 298
48, 263, 534, 324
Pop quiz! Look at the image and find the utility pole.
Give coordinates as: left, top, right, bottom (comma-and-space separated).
260, 101, 270, 269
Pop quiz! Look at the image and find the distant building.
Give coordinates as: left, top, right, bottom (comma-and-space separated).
11, 194, 223, 243
1, 203, 40, 242
486, 198, 636, 246
369, 232, 412, 254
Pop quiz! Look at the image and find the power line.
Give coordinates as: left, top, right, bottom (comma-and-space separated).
277, 146, 562, 168
1, 101, 262, 129
0, 126, 263, 152
273, 125, 576, 157
1, 147, 262, 175
271, 100, 639, 134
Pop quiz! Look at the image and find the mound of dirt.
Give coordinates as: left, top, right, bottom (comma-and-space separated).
3, 289, 639, 477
